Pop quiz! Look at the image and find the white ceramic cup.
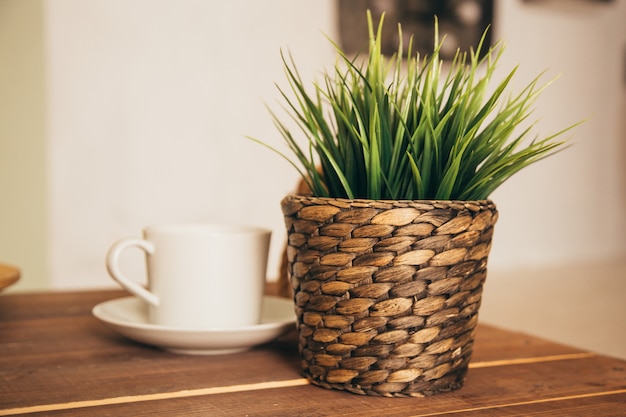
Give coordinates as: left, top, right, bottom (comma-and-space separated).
106, 223, 271, 330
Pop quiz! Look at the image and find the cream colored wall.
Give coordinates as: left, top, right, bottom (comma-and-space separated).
43, 0, 338, 289
482, 0, 626, 360
488, 0, 626, 271
0, 0, 47, 291
3, 0, 625, 292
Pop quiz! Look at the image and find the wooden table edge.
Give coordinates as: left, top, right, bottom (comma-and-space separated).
0, 350, 607, 416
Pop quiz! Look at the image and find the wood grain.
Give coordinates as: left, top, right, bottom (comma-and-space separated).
1, 289, 625, 416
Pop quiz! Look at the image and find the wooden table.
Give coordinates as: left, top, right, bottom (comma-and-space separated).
1, 289, 625, 416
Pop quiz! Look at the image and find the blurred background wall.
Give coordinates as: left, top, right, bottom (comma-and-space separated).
1, 0, 625, 355
0, 0, 47, 289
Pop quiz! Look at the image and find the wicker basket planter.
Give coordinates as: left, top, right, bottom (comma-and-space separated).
281, 194, 498, 397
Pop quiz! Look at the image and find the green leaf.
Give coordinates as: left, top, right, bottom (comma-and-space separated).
250, 11, 580, 201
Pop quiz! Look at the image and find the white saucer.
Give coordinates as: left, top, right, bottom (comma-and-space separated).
92, 296, 296, 355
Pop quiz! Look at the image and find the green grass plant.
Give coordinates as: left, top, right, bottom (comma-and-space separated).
250, 11, 579, 201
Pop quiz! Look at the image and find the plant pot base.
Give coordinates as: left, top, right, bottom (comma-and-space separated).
303, 347, 471, 397
282, 195, 498, 397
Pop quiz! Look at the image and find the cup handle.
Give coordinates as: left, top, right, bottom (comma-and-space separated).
106, 238, 159, 306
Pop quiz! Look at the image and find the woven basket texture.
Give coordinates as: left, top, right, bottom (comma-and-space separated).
281, 194, 498, 397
